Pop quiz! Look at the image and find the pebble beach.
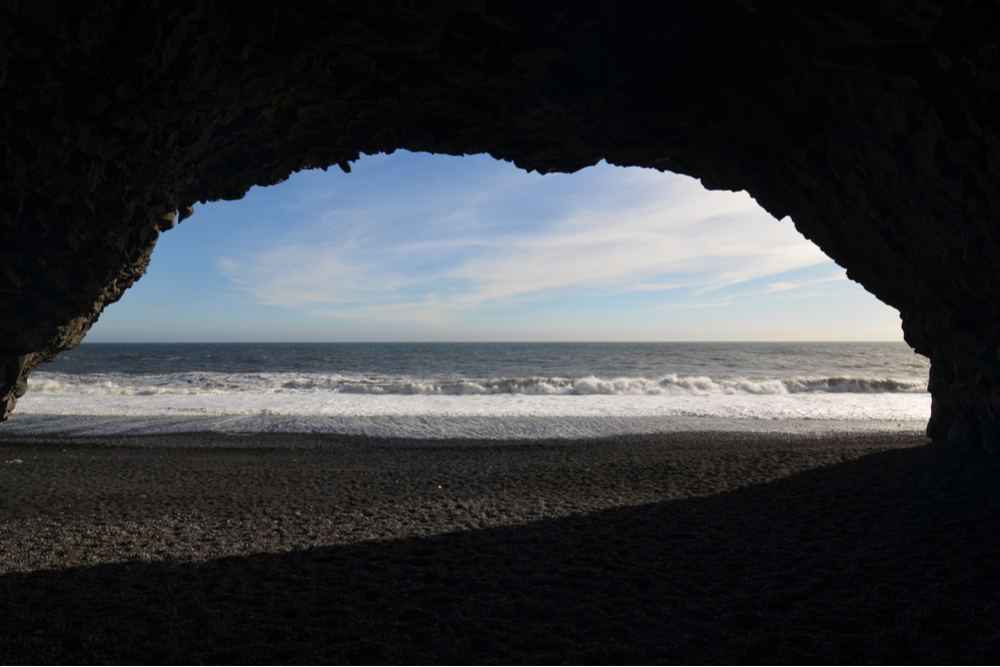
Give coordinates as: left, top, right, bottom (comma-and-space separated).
1, 429, 998, 663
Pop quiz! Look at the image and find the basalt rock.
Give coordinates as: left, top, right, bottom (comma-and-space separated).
2, 0, 1000, 445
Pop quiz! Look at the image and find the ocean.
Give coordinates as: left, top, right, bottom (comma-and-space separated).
0, 342, 931, 439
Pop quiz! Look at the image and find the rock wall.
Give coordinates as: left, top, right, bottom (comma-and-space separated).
2, 0, 1000, 446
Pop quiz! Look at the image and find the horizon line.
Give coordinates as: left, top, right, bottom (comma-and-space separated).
77, 340, 913, 345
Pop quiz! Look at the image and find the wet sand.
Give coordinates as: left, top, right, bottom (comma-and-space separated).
0, 430, 997, 663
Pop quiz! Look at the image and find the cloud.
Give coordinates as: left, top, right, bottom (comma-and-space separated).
446, 184, 828, 308
649, 268, 852, 312
217, 156, 833, 325
765, 274, 847, 293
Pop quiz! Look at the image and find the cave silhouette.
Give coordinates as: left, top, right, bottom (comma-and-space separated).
3, 1, 1000, 447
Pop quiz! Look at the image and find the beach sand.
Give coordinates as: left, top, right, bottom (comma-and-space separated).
0, 430, 997, 663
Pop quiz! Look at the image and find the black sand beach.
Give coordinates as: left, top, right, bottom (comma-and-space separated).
0, 430, 997, 663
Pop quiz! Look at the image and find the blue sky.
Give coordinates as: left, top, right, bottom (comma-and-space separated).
87, 151, 905, 342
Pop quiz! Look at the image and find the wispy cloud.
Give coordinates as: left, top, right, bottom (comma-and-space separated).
765, 274, 847, 293
217, 156, 832, 325
446, 185, 828, 308
650, 269, 851, 312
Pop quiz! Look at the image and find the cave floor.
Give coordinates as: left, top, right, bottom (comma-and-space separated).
0, 430, 994, 663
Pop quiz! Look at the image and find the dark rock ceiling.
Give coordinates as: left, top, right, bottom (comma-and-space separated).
2, 0, 1000, 447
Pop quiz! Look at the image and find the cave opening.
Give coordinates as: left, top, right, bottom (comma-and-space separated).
2, 151, 930, 440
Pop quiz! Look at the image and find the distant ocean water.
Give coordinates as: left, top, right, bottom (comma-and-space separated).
2, 342, 931, 439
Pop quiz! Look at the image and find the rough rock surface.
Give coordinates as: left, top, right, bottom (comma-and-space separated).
2, 0, 1000, 446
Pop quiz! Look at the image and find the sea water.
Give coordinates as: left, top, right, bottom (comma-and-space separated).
1, 342, 931, 439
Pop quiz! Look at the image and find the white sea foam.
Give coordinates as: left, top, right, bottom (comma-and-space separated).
27, 371, 927, 397
5, 377, 930, 439
2, 342, 931, 439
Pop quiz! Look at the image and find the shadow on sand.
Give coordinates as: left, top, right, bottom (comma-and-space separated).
1, 439, 999, 663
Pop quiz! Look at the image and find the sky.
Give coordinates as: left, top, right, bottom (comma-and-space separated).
86, 151, 905, 343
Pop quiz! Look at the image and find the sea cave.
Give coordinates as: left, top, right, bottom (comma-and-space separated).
2, 0, 1000, 448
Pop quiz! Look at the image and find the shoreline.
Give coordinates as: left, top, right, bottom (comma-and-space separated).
4, 429, 1000, 662
0, 422, 930, 445
0, 412, 931, 440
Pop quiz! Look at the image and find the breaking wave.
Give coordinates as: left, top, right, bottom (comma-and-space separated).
29, 371, 928, 397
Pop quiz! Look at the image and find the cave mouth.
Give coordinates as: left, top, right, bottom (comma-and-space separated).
0, 152, 930, 441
